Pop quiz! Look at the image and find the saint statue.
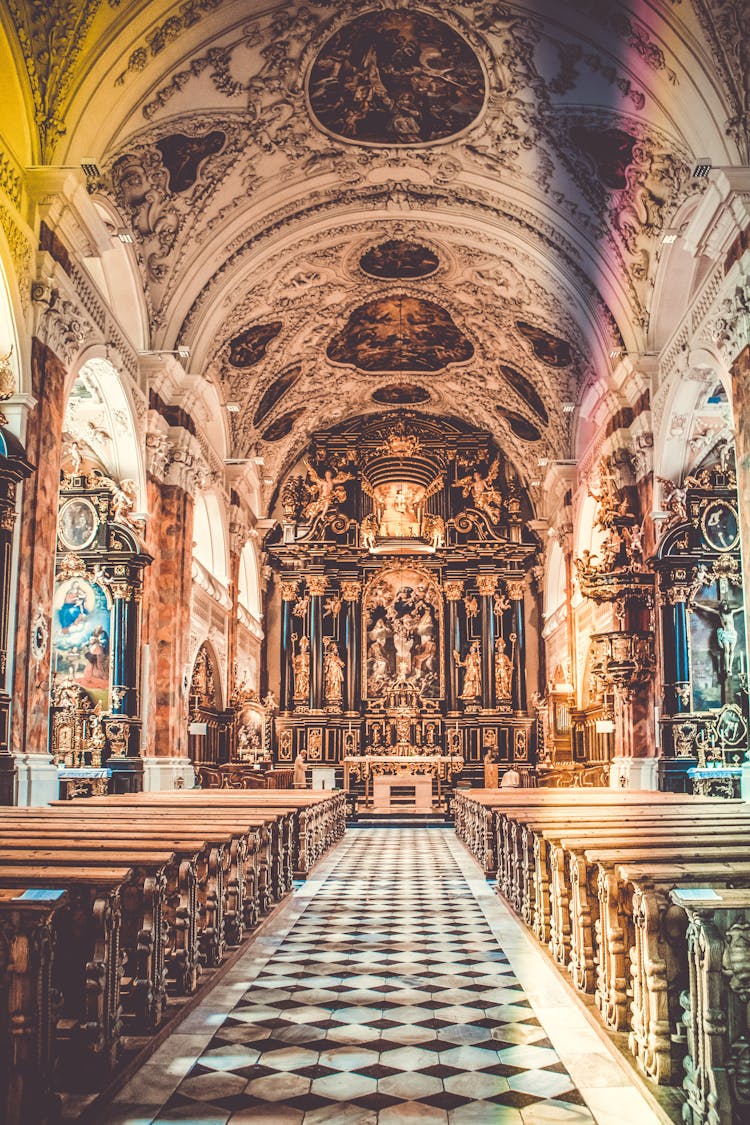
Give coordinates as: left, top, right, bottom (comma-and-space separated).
454, 639, 482, 700
292, 634, 311, 700
293, 749, 307, 788
324, 639, 345, 703
494, 638, 513, 698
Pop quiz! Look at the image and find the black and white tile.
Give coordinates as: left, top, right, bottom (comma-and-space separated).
109, 829, 661, 1125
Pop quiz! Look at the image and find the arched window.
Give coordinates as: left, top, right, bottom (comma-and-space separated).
192, 492, 229, 584
238, 541, 261, 619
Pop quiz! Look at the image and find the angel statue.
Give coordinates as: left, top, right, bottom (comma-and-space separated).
455, 457, 503, 523
360, 512, 380, 549
303, 462, 353, 522
658, 477, 687, 531
111, 478, 137, 524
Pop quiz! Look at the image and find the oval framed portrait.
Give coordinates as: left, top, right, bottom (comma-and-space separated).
701, 499, 739, 552
58, 497, 99, 551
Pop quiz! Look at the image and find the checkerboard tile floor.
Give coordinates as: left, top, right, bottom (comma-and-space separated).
149, 829, 598, 1123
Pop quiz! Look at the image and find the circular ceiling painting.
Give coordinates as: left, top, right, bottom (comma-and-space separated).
308, 11, 485, 146
372, 383, 431, 405
328, 296, 474, 373
360, 241, 439, 279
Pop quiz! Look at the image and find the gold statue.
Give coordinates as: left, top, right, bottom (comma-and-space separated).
454, 639, 482, 700
455, 457, 503, 523
291, 634, 310, 701
323, 638, 345, 703
494, 638, 513, 698
303, 463, 353, 522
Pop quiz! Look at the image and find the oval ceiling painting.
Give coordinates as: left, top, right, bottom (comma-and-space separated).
328, 296, 474, 373
253, 366, 303, 427
262, 408, 306, 442
360, 240, 439, 280
228, 321, 283, 369
499, 364, 549, 424
496, 407, 542, 442
372, 383, 431, 405
516, 321, 572, 368
308, 11, 485, 146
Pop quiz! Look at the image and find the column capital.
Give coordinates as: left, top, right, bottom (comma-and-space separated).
444, 579, 464, 602
341, 580, 362, 602
307, 575, 328, 597
476, 574, 499, 597
507, 579, 526, 601
280, 579, 300, 602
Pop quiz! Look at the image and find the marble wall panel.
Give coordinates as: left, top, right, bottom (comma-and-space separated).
142, 479, 195, 758
11, 338, 66, 756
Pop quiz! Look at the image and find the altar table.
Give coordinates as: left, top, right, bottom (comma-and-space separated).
343, 755, 464, 808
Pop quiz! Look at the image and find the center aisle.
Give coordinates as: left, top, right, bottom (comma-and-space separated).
110, 828, 662, 1124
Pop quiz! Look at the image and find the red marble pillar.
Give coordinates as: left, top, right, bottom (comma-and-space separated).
142, 478, 195, 763
11, 339, 66, 770
730, 346, 750, 631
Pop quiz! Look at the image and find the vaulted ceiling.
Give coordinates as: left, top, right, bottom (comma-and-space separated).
2, 0, 747, 489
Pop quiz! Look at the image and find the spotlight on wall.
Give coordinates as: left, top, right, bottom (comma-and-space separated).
661, 230, 678, 245
226, 401, 241, 413
80, 160, 101, 178
692, 157, 711, 178
176, 345, 191, 361
116, 229, 134, 244
537, 457, 550, 467
561, 401, 575, 414
609, 347, 623, 361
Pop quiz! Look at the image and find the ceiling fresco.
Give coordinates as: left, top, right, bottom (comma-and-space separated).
372, 384, 432, 405
307, 11, 486, 145
228, 323, 283, 370
516, 321, 573, 368
13, 0, 742, 497
360, 240, 440, 280
253, 366, 303, 428
327, 296, 474, 373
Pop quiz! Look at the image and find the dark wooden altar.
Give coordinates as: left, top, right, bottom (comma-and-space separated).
265, 413, 540, 783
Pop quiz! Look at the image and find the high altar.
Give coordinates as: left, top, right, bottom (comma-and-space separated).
265, 413, 540, 801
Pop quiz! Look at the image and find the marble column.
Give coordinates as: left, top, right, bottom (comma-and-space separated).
477, 574, 498, 710
141, 458, 197, 789
307, 575, 327, 711
444, 580, 464, 714
0, 427, 33, 804
507, 579, 527, 713
341, 580, 362, 714
11, 338, 67, 806
730, 345, 750, 669
662, 584, 691, 714
279, 579, 299, 713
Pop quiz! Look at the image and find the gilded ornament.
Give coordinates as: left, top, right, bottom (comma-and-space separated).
444, 580, 464, 601
340, 581, 362, 602
280, 579, 300, 602
307, 575, 328, 597
476, 574, 498, 597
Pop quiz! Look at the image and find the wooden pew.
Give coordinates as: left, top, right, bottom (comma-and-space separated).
671, 887, 750, 1124
0, 888, 69, 1125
